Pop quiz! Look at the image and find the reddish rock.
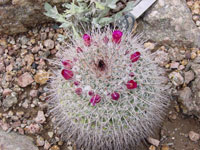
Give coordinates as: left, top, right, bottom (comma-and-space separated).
3, 88, 12, 96
17, 72, 34, 87
35, 111, 46, 124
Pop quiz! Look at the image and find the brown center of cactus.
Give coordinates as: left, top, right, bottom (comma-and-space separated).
98, 60, 106, 71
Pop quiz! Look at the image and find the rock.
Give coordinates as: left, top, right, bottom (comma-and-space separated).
32, 46, 40, 53
144, 42, 155, 50
168, 47, 185, 61
36, 136, 45, 146
161, 145, 169, 150
0, 1, 70, 35
0, 129, 38, 150
30, 90, 38, 97
189, 131, 200, 142
25, 123, 40, 134
0, 60, 5, 72
154, 50, 169, 66
17, 72, 34, 87
149, 145, 156, 150
35, 111, 46, 124
191, 63, 200, 76
6, 64, 13, 72
50, 145, 60, 150
184, 71, 195, 84
0, 0, 10, 5
48, 132, 54, 138
44, 39, 55, 50
44, 140, 51, 150
19, 36, 29, 45
147, 137, 160, 147
142, 0, 200, 47
179, 87, 192, 103
34, 70, 49, 85
24, 54, 34, 66
169, 71, 184, 86
193, 56, 200, 64
3, 92, 18, 109
170, 62, 179, 69
3, 88, 12, 96
0, 122, 10, 131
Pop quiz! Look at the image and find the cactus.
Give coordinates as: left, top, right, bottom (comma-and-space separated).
47, 28, 169, 150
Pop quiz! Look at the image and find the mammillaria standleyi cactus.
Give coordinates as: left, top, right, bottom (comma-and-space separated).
47, 28, 169, 150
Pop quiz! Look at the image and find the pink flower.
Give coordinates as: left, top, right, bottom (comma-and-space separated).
111, 92, 120, 100
112, 30, 123, 44
75, 88, 82, 95
62, 60, 73, 69
126, 80, 137, 89
130, 52, 141, 63
90, 94, 101, 106
61, 69, 74, 80
83, 34, 91, 46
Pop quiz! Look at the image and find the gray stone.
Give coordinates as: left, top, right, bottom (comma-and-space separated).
189, 131, 200, 142
44, 39, 55, 50
179, 78, 200, 118
179, 87, 192, 103
0, 0, 70, 35
142, 0, 200, 47
191, 63, 200, 76
184, 70, 195, 84
169, 71, 184, 86
154, 50, 169, 66
3, 92, 18, 110
0, 129, 38, 150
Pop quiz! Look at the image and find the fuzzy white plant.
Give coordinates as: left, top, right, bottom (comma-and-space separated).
47, 28, 169, 150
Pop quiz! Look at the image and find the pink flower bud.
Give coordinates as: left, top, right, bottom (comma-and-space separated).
112, 30, 123, 44
61, 69, 74, 80
90, 94, 101, 106
111, 92, 120, 100
130, 52, 141, 63
62, 60, 73, 69
126, 80, 137, 89
83, 34, 91, 46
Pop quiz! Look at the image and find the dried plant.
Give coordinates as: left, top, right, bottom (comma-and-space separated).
47, 28, 169, 150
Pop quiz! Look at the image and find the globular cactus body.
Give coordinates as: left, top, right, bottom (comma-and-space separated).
47, 28, 169, 150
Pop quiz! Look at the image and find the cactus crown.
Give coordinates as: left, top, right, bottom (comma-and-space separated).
47, 28, 169, 150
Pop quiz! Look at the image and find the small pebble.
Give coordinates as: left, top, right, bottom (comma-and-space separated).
149, 145, 156, 150
34, 70, 49, 85
50, 145, 60, 150
189, 131, 200, 142
35, 111, 46, 124
36, 136, 45, 146
161, 145, 169, 150
147, 137, 160, 147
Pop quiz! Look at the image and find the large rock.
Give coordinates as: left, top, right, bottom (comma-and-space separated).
142, 0, 200, 47
0, 130, 38, 150
179, 58, 200, 118
0, 0, 69, 35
